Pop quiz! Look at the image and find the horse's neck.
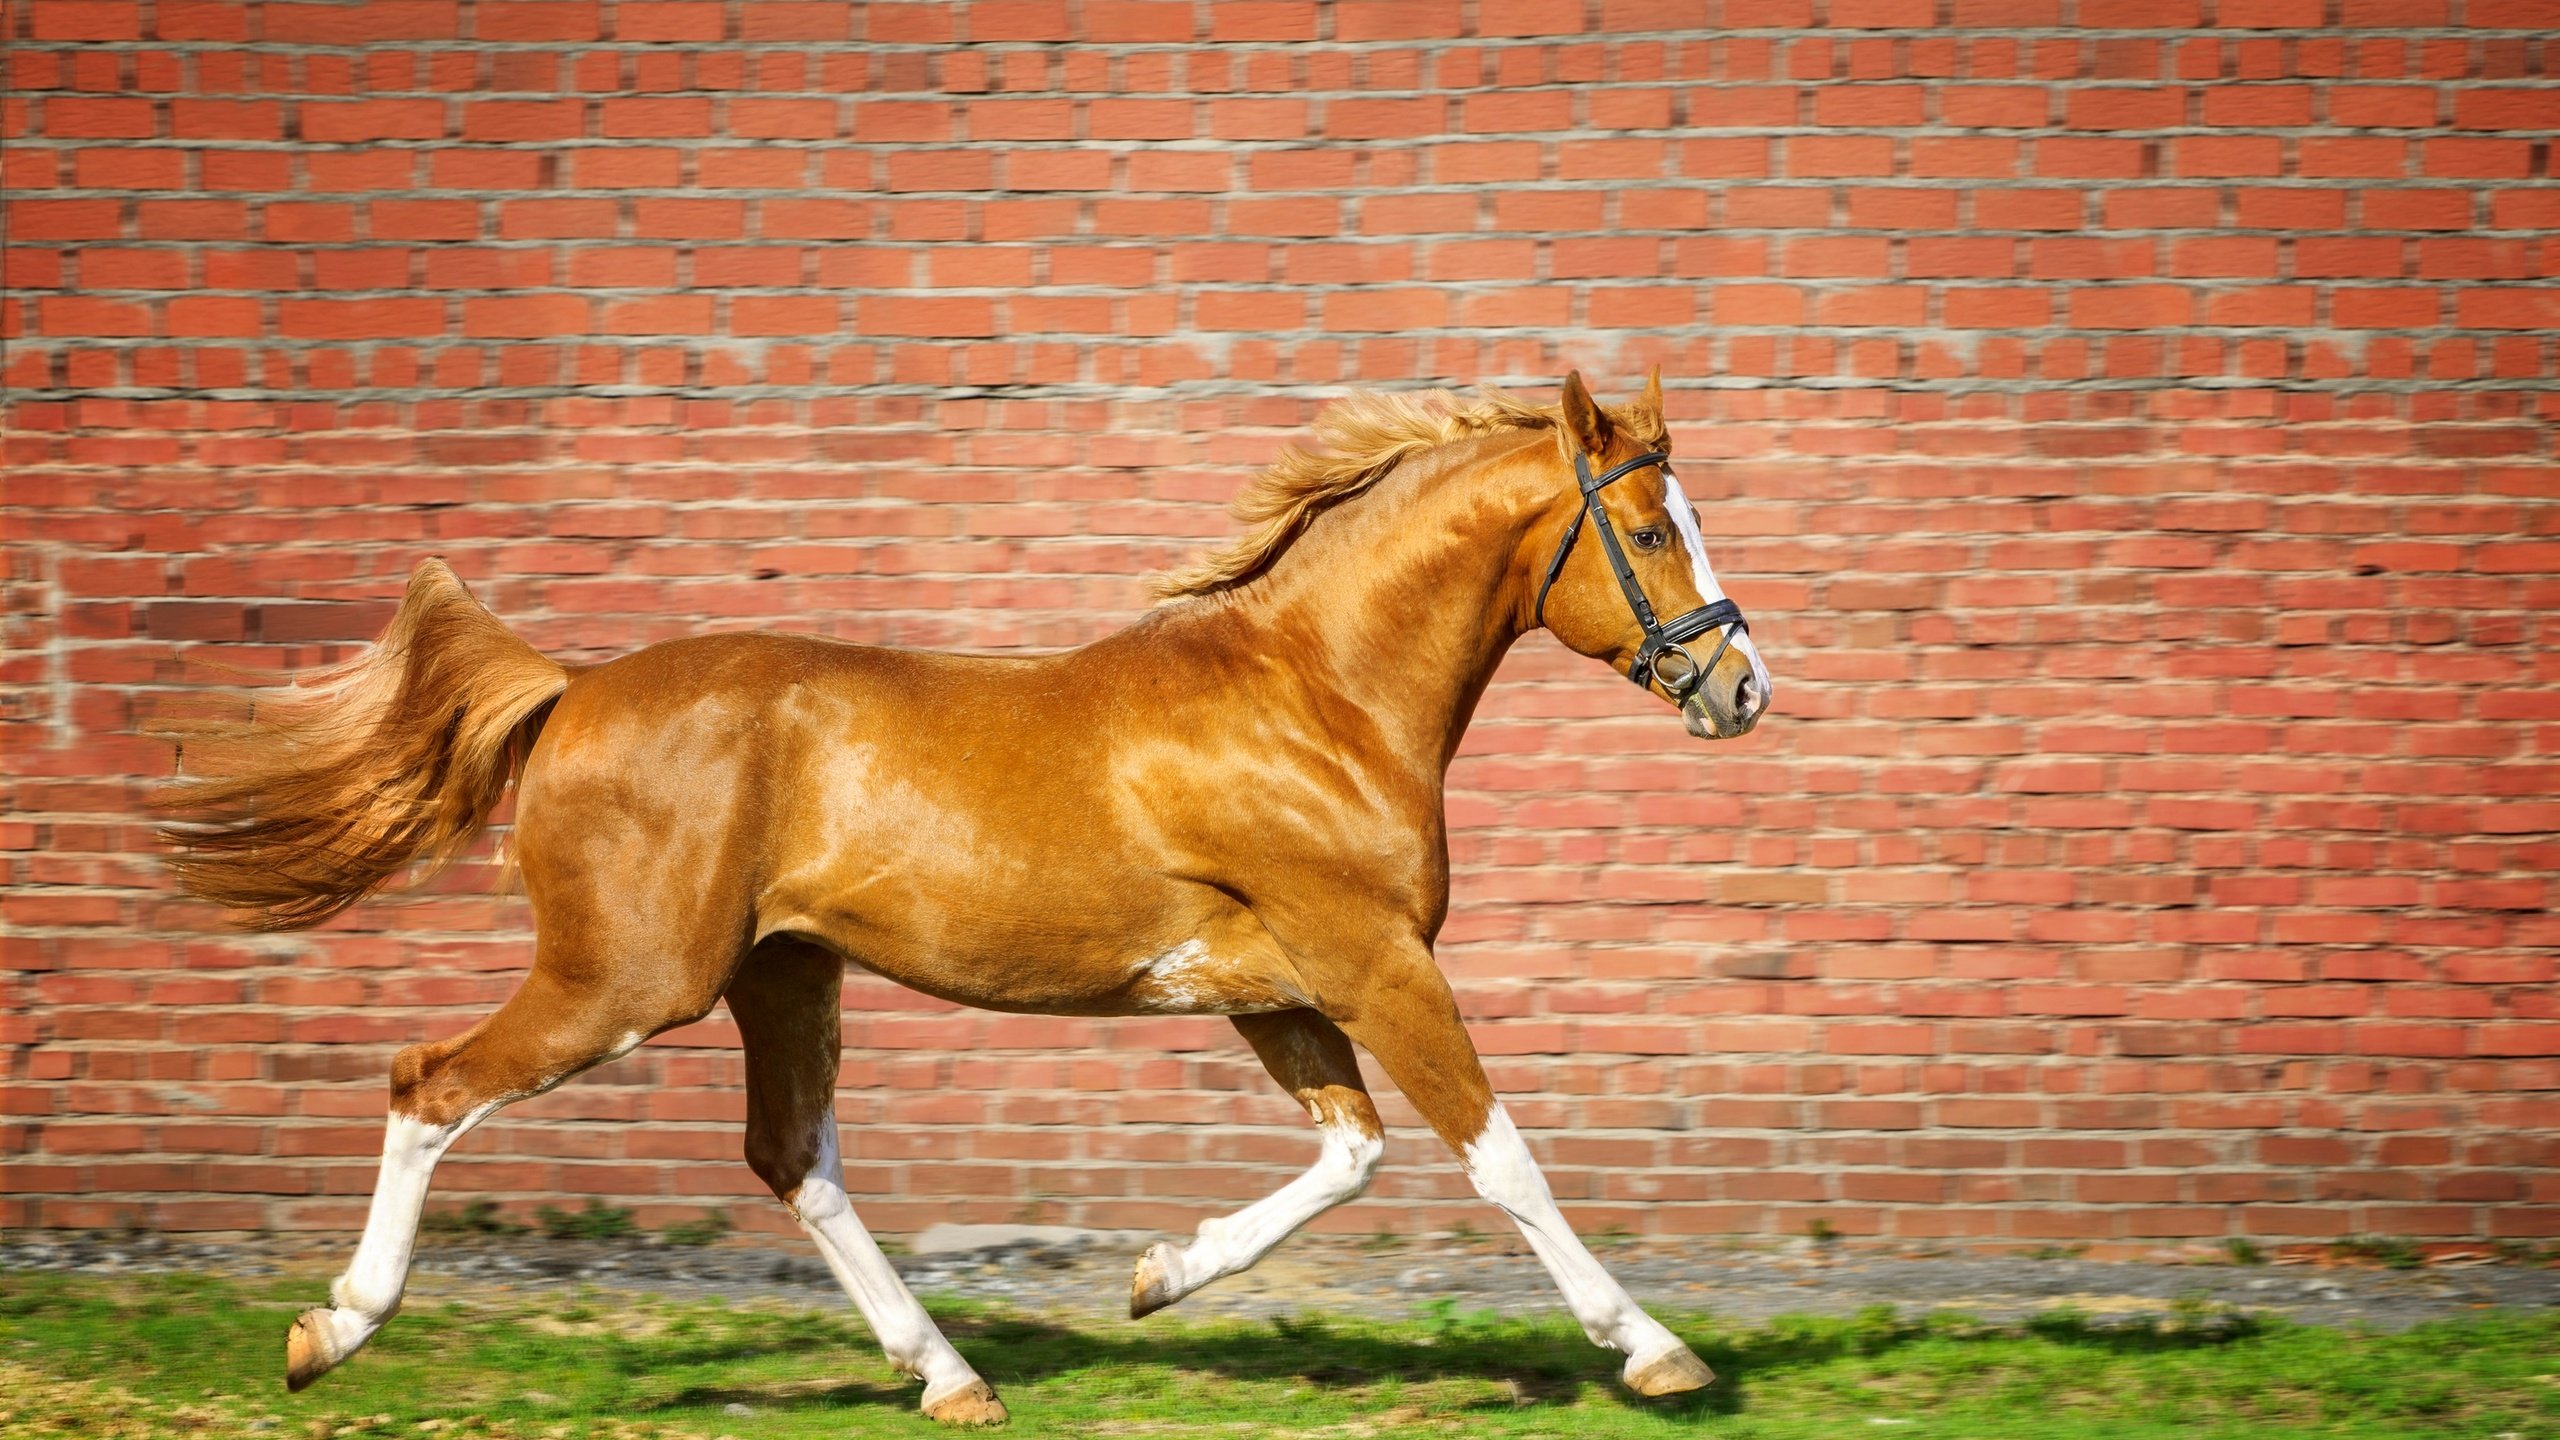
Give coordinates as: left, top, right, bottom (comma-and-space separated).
1198, 440, 1542, 777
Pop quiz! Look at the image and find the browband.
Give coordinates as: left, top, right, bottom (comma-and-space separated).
1533, 449, 1748, 702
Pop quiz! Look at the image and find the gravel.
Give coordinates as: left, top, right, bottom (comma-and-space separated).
5, 1229, 2554, 1334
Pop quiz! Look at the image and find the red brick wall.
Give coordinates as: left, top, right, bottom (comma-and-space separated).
5, 1, 2557, 1249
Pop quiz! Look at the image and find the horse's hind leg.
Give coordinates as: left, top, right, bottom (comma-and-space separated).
1335, 949, 1714, 1398
728, 939, 1003, 1427
1130, 1010, 1382, 1317
287, 945, 733, 1390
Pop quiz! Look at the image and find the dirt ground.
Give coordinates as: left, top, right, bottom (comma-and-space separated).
7, 1227, 2555, 1334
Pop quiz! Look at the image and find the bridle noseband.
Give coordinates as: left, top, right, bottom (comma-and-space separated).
1532, 449, 1748, 704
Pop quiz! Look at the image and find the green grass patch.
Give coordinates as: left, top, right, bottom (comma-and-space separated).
536, 1200, 639, 1243
657, 1212, 731, 1249
2, 1269, 2554, 1438
421, 1199, 528, 1238
2327, 1237, 2427, 1272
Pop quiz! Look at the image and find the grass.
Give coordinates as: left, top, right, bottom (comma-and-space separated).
2, 1269, 2556, 1439
422, 1200, 527, 1238
536, 1200, 640, 1243
658, 1213, 732, 1249
2327, 1237, 2427, 1272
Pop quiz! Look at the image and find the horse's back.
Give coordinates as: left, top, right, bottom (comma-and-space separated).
515, 631, 951, 895
541, 629, 1059, 752
518, 627, 1127, 901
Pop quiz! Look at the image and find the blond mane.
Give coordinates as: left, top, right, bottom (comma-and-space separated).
1153, 386, 1663, 601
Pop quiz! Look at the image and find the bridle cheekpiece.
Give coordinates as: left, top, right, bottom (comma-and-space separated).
1532, 448, 1748, 704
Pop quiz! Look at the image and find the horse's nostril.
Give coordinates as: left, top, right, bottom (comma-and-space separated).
1735, 675, 1756, 714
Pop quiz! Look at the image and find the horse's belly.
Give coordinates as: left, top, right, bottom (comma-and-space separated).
760, 865, 1300, 1018
823, 929, 1302, 1019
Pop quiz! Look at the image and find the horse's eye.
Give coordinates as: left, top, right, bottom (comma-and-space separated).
1630, 527, 1667, 553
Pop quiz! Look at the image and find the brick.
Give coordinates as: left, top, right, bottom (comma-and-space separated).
1336, 0, 1461, 39
462, 99, 584, 143
2068, 286, 2192, 328
46, 98, 158, 138
858, 296, 996, 337
479, 2, 603, 39
618, 1, 724, 39
731, 99, 840, 141
266, 0, 457, 39
300, 100, 446, 144
1788, 135, 1895, 177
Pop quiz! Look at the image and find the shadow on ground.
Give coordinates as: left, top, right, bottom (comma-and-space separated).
637, 1303, 2266, 1420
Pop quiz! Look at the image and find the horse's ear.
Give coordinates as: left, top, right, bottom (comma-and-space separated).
1638, 365, 1663, 422
1558, 370, 1611, 457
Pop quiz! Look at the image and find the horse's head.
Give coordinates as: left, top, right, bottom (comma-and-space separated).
1529, 369, 1772, 741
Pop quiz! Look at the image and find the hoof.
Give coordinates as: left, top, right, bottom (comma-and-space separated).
1128, 1241, 1184, 1320
1624, 1343, 1715, 1397
922, 1378, 1008, 1427
284, 1308, 342, 1392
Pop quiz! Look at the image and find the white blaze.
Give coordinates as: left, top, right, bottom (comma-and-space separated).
1660, 470, 1772, 706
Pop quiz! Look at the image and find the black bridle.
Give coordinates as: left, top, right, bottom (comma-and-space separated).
1532, 449, 1748, 704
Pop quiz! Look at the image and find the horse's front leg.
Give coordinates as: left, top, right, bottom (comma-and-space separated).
1332, 951, 1714, 1397
1130, 1009, 1384, 1317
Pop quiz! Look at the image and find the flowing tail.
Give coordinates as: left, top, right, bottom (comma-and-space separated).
158, 558, 570, 932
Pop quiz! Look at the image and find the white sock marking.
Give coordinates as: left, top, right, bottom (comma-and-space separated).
789, 1115, 985, 1406
309, 1103, 496, 1363
1458, 1105, 1682, 1361
1161, 1114, 1381, 1297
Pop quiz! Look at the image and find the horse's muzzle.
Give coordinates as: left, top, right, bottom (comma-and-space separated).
1682, 667, 1764, 741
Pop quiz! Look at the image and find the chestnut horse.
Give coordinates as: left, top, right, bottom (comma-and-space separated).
161, 371, 1771, 1425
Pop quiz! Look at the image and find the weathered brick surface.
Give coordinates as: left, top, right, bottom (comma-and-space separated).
4, 2, 2557, 1246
